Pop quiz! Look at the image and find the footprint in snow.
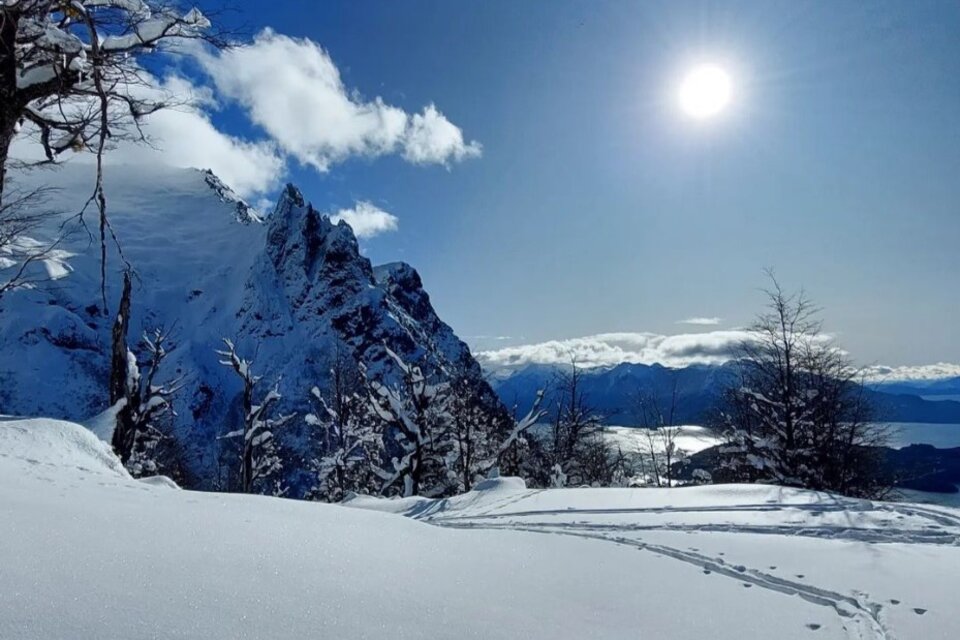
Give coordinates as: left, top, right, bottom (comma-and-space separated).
913, 608, 927, 615
742, 583, 752, 588
769, 566, 777, 570
796, 574, 805, 579
889, 599, 900, 605
806, 623, 821, 631
702, 569, 711, 575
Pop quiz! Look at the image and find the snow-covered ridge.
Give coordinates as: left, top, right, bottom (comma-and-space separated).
0, 163, 502, 492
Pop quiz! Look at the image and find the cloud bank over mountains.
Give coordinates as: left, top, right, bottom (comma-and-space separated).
478, 331, 960, 382
477, 331, 752, 370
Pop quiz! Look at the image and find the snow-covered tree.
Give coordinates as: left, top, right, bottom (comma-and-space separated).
435, 378, 499, 492
714, 274, 890, 498
0, 0, 220, 307
305, 345, 381, 501
366, 347, 453, 498
106, 273, 182, 476
549, 463, 567, 488
478, 388, 545, 480
123, 326, 182, 476
217, 338, 292, 495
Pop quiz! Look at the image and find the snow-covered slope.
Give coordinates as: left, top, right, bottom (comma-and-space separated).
350, 478, 960, 640
3, 417, 958, 639
0, 163, 502, 490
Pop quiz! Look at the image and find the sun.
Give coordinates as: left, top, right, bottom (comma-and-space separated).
678, 64, 732, 119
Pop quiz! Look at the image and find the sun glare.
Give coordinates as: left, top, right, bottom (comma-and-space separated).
678, 64, 732, 119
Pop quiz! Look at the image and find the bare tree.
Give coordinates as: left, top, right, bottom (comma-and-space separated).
636, 375, 688, 487
535, 358, 607, 486
714, 273, 890, 498
0, 183, 58, 301
0, 0, 223, 308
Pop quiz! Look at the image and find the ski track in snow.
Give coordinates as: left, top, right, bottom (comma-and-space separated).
408, 490, 960, 640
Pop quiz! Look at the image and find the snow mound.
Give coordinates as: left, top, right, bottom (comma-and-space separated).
0, 417, 129, 479
138, 475, 180, 489
473, 475, 527, 492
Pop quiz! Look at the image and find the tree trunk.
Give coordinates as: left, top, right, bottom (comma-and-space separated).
0, 119, 13, 207
241, 379, 254, 493
109, 272, 136, 462
0, 7, 20, 208
242, 435, 253, 493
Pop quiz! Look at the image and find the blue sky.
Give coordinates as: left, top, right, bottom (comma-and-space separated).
176, 0, 959, 367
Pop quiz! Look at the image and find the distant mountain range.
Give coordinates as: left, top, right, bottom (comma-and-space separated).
869, 376, 960, 400
488, 362, 960, 426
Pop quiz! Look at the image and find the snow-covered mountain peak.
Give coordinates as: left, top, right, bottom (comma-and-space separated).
0, 164, 504, 493
199, 168, 261, 224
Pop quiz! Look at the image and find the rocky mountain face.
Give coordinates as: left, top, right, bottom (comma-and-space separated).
0, 164, 504, 492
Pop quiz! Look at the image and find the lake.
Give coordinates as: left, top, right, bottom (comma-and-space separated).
886, 422, 960, 449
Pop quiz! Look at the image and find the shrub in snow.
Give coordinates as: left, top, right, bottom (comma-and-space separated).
549, 464, 567, 488
691, 469, 712, 484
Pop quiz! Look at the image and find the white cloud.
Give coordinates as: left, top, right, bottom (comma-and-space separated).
403, 104, 482, 165
110, 75, 286, 198
330, 201, 398, 239
863, 363, 960, 382
480, 332, 960, 384
677, 317, 722, 326
197, 29, 481, 172
8, 72, 286, 200
10, 28, 479, 200
478, 331, 754, 370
